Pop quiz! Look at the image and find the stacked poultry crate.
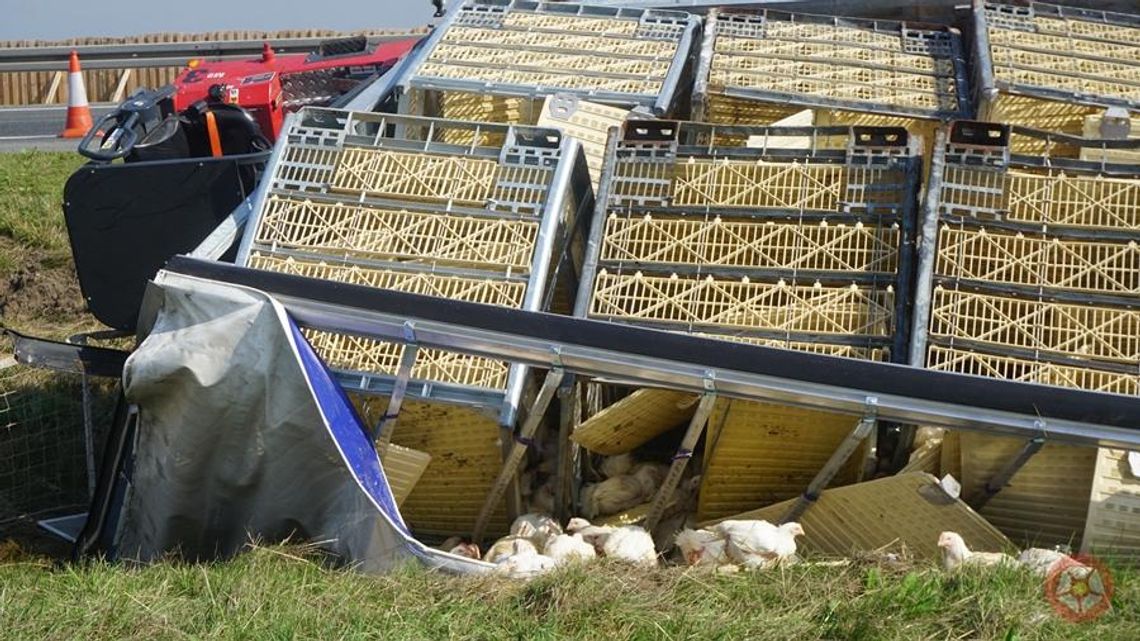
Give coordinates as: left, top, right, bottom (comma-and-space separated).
574, 120, 924, 521
390, 0, 699, 186
970, 0, 1140, 155
236, 107, 593, 537
912, 120, 1140, 550
693, 8, 970, 154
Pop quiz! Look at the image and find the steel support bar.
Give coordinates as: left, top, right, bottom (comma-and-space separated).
644, 390, 717, 532
781, 400, 878, 524
969, 435, 1046, 510
554, 380, 581, 523
160, 259, 1140, 451
373, 325, 419, 455
473, 367, 566, 543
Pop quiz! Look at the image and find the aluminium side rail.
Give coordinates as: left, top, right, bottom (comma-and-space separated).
166, 256, 1140, 451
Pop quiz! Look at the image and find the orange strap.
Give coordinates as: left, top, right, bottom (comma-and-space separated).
204, 111, 223, 157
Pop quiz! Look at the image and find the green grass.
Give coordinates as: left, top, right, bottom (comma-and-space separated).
1, 545, 1137, 641
0, 151, 84, 272
0, 150, 95, 336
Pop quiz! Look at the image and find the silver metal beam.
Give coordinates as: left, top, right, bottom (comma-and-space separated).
644, 390, 717, 532
968, 435, 1046, 510
373, 325, 420, 455
554, 381, 581, 523
473, 367, 566, 543
158, 263, 1140, 451
262, 294, 1138, 450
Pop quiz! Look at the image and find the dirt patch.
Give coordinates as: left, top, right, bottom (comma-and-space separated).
0, 237, 88, 332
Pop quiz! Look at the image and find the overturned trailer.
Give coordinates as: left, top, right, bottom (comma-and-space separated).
68, 256, 1140, 566
8, 0, 1140, 570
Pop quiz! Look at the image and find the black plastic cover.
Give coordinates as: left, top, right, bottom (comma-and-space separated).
63, 153, 268, 330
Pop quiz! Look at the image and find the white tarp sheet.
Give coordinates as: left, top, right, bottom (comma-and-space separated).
115, 270, 491, 574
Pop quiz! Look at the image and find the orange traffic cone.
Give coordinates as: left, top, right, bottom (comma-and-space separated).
59, 50, 94, 138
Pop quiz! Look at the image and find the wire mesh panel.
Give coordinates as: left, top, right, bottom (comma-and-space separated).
914, 120, 1140, 396
695, 9, 970, 133
395, 0, 698, 122
580, 119, 922, 359
0, 364, 92, 522
239, 107, 592, 407
974, 1, 1140, 146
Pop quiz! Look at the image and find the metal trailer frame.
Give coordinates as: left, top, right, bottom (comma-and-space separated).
166, 256, 1140, 451
970, 0, 1140, 136
911, 120, 1140, 387
692, 8, 972, 126
388, 0, 701, 119
576, 119, 924, 362
233, 106, 594, 427
166, 255, 1140, 539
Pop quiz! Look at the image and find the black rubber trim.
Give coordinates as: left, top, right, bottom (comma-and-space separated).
5, 329, 128, 378
165, 257, 1140, 430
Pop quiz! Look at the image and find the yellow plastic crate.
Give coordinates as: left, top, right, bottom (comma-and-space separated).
701, 473, 1012, 561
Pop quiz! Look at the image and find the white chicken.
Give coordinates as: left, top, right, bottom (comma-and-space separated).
483, 528, 538, 564
1017, 547, 1076, 576
438, 536, 481, 560
602, 525, 659, 567
511, 513, 562, 548
565, 517, 616, 554
712, 520, 804, 569
937, 531, 1016, 572
581, 475, 645, 519
495, 540, 558, 579
543, 532, 598, 564
630, 462, 669, 496
599, 453, 635, 479
674, 528, 732, 568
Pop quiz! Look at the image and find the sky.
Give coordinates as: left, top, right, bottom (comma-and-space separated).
1, 0, 437, 40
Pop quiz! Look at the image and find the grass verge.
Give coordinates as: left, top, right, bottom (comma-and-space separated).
1, 544, 1137, 641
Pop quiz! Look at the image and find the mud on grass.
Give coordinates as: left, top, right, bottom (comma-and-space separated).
0, 151, 95, 337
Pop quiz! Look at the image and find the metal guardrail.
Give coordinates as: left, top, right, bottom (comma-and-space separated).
0, 34, 420, 73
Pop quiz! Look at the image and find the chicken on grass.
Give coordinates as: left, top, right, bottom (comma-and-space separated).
711, 520, 804, 569
937, 531, 1016, 571
484, 527, 539, 564
602, 526, 659, 567
438, 536, 481, 560
1017, 546, 1078, 576
510, 513, 562, 548
674, 528, 732, 568
543, 532, 598, 564
565, 517, 616, 554
495, 540, 558, 578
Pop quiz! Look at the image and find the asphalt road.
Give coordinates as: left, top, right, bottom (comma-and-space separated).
0, 104, 116, 152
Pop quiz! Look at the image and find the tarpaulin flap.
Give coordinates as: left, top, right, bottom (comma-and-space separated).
117, 270, 492, 574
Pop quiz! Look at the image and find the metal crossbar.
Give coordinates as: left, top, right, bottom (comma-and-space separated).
161, 258, 1140, 450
